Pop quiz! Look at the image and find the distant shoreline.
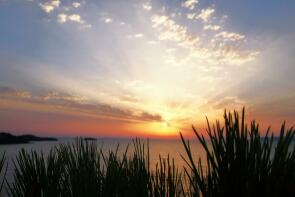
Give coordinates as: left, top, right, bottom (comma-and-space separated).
0, 132, 58, 145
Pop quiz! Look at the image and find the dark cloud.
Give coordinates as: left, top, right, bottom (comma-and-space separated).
0, 86, 31, 98
138, 112, 163, 122
0, 86, 163, 123
0, 86, 16, 95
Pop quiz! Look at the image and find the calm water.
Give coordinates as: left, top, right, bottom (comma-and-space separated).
0, 138, 206, 196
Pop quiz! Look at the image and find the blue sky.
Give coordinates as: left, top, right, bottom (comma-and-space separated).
0, 0, 294, 137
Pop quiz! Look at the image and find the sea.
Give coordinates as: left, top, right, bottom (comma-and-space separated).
0, 138, 206, 196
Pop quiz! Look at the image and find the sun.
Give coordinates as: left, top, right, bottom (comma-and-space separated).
163, 121, 169, 128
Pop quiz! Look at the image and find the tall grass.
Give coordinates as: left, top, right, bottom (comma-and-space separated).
58, 139, 102, 196
151, 155, 183, 197
0, 152, 7, 194
8, 149, 64, 197
7, 138, 181, 197
180, 108, 295, 197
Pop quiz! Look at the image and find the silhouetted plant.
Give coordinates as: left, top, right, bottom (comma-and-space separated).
57, 139, 102, 197
151, 155, 183, 197
0, 152, 7, 194
180, 108, 295, 197
8, 149, 64, 197
6, 138, 182, 197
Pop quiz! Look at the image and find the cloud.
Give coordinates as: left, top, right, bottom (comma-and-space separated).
142, 2, 152, 11
0, 86, 31, 98
119, 94, 139, 103
151, 13, 258, 65
57, 14, 84, 24
147, 40, 159, 45
201, 96, 245, 111
39, 0, 60, 13
151, 15, 188, 42
196, 7, 215, 22
139, 112, 163, 122
186, 13, 196, 20
213, 96, 245, 110
215, 31, 245, 41
128, 33, 144, 39
57, 13, 67, 23
72, 2, 81, 8
104, 18, 113, 23
134, 33, 144, 38
40, 91, 87, 102
0, 86, 16, 95
203, 24, 221, 31
68, 14, 84, 23
0, 86, 163, 123
181, 0, 198, 10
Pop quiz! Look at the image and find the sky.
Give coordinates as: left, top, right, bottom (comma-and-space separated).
0, 0, 295, 138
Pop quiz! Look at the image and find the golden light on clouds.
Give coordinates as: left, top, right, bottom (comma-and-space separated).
1, 0, 294, 137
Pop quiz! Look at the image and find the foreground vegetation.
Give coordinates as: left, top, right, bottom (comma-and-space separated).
0, 108, 294, 196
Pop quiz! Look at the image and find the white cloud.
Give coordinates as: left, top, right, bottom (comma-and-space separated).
165, 48, 176, 53
186, 13, 196, 20
128, 33, 144, 39
104, 18, 113, 23
197, 7, 215, 22
72, 2, 81, 8
51, 0, 60, 7
57, 14, 85, 24
39, 0, 60, 13
203, 24, 221, 31
68, 14, 84, 24
147, 40, 158, 45
134, 33, 144, 38
151, 14, 258, 66
151, 15, 192, 44
215, 31, 245, 41
40, 4, 54, 13
142, 2, 152, 11
181, 0, 198, 10
57, 13, 67, 23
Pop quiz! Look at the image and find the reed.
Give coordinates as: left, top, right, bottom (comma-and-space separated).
151, 155, 183, 197
8, 149, 64, 197
6, 138, 181, 197
57, 139, 102, 196
180, 108, 295, 197
0, 152, 7, 194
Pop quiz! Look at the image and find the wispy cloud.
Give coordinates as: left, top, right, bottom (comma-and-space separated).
181, 0, 198, 10
215, 31, 245, 41
0, 86, 31, 98
200, 95, 245, 112
39, 0, 60, 13
196, 7, 215, 22
0, 86, 163, 123
57, 13, 84, 24
186, 13, 196, 20
57, 13, 67, 23
72, 2, 81, 8
127, 33, 144, 39
142, 2, 152, 11
104, 17, 113, 23
151, 6, 258, 66
151, 15, 188, 42
203, 24, 221, 31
